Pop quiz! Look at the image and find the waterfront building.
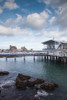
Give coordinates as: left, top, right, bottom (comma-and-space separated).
42, 40, 67, 56
9, 45, 17, 52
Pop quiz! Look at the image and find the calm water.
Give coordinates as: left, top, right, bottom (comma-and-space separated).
0, 57, 67, 100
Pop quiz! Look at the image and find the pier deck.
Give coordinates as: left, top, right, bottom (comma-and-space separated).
0, 52, 67, 63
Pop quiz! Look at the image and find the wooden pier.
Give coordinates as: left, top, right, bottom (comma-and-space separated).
0, 53, 67, 63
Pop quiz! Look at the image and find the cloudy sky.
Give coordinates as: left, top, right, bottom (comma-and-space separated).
0, 0, 67, 50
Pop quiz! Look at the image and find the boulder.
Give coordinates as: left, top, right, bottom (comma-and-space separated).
16, 73, 58, 91
27, 81, 35, 87
18, 73, 31, 80
34, 78, 45, 84
0, 89, 1, 93
0, 71, 9, 75
27, 79, 44, 87
40, 82, 58, 91
2, 85, 12, 88
16, 74, 45, 89
16, 77, 27, 89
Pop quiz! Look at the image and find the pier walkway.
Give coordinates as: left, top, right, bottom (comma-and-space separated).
0, 52, 67, 63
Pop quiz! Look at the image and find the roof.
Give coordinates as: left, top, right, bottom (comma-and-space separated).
61, 43, 67, 45
42, 40, 59, 45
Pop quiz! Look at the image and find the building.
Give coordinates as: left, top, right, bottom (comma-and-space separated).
21, 46, 28, 52
42, 40, 59, 50
9, 45, 17, 52
42, 40, 67, 56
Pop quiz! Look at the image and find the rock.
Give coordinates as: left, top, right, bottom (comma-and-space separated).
16, 73, 31, 89
34, 78, 45, 84
2, 85, 13, 88
40, 82, 58, 91
27, 79, 44, 87
18, 73, 31, 80
16, 73, 45, 89
29, 96, 38, 100
0, 71, 9, 75
16, 77, 27, 89
27, 81, 35, 87
0, 89, 1, 93
16, 73, 58, 91
53, 83, 58, 87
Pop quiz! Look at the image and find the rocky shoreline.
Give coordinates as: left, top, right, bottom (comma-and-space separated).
16, 73, 58, 92
0, 71, 59, 100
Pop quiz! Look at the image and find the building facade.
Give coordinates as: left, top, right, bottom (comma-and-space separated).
42, 40, 67, 56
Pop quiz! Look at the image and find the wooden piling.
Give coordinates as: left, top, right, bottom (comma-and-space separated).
34, 56, 35, 61
56, 56, 57, 62
46, 56, 48, 61
6, 57, 7, 61
60, 58, 63, 63
44, 56, 46, 61
42, 56, 43, 61
24, 56, 25, 61
50, 56, 51, 61
64, 58, 66, 63
14, 57, 16, 61
53, 56, 55, 62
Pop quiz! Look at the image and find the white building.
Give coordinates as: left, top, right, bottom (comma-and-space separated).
42, 40, 67, 56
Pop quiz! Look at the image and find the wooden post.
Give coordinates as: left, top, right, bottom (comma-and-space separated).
44, 56, 46, 61
6, 57, 7, 61
34, 56, 35, 62
14, 57, 16, 61
50, 56, 51, 61
42, 56, 43, 61
56, 56, 57, 62
64, 58, 66, 63
47, 56, 48, 61
53, 56, 54, 62
24, 56, 25, 61
60, 58, 63, 63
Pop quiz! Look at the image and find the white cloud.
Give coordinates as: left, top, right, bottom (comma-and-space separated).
0, 25, 33, 36
4, 14, 22, 27
38, 0, 67, 8
3, 0, 19, 10
38, 0, 67, 31
49, 17, 56, 24
55, 6, 67, 30
35, 29, 67, 41
0, 0, 19, 14
50, 6, 67, 30
20, 11, 49, 30
38, 0, 50, 5
50, 0, 67, 8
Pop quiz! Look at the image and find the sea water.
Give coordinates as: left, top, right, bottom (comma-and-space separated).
0, 57, 67, 100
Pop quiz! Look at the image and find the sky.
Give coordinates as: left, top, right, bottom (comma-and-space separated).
0, 0, 67, 50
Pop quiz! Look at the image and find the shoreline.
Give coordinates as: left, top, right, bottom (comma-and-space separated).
0, 71, 58, 100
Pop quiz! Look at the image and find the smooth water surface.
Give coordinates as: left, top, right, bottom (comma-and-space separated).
0, 57, 67, 100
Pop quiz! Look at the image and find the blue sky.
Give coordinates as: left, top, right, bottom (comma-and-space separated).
0, 0, 67, 50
